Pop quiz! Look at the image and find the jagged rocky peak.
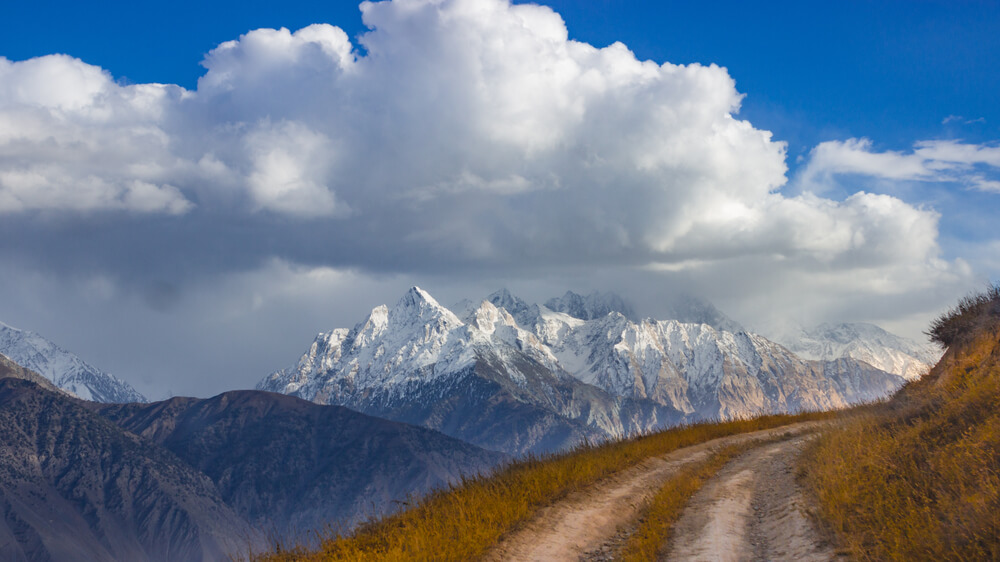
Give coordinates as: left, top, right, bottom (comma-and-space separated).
486, 288, 542, 328
660, 294, 745, 333
347, 286, 463, 348
392, 286, 462, 325
0, 320, 146, 403
469, 300, 518, 334
544, 290, 638, 321
487, 288, 531, 315
352, 304, 389, 345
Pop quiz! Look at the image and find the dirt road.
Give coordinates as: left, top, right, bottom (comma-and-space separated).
663, 435, 842, 561
483, 422, 832, 562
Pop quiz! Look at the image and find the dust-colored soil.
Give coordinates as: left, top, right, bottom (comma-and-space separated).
663, 434, 843, 562
482, 422, 824, 562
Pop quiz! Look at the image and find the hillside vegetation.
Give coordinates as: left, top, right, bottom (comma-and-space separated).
256, 412, 830, 561
804, 284, 1000, 560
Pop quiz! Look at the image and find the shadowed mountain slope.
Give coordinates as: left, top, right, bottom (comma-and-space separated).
0, 351, 62, 393
0, 378, 254, 562
91, 390, 506, 539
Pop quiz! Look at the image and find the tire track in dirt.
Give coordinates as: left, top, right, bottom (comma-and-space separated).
482, 422, 825, 562
662, 434, 843, 562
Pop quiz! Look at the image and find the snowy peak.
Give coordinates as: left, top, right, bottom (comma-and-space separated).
391, 287, 462, 327
260, 286, 919, 452
398, 286, 434, 308
0, 321, 147, 403
486, 288, 541, 328
487, 288, 530, 316
352, 305, 389, 348
776, 322, 940, 380
661, 294, 745, 333
545, 291, 637, 322
260, 286, 478, 401
468, 300, 516, 335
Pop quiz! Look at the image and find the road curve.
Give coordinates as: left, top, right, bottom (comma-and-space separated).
483, 422, 827, 562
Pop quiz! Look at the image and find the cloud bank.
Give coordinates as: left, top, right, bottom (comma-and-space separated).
0, 0, 986, 396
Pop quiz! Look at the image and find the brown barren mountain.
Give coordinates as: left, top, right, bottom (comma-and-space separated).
92, 390, 505, 539
0, 377, 256, 562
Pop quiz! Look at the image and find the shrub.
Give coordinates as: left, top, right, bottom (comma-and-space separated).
927, 282, 1000, 347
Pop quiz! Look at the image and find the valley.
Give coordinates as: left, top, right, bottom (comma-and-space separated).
2, 1, 993, 559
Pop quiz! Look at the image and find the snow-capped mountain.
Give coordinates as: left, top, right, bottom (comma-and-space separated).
511, 303, 902, 420
259, 288, 675, 453
659, 294, 745, 333
0, 321, 147, 403
545, 290, 638, 321
772, 322, 941, 381
260, 287, 910, 454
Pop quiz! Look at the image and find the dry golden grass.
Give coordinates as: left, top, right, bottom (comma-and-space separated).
803, 285, 1000, 561
616, 441, 753, 562
256, 412, 830, 562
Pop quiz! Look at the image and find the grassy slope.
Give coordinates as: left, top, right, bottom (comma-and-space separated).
803, 285, 1000, 560
256, 412, 830, 561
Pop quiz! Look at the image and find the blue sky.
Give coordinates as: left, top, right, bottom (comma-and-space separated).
5, 0, 998, 158
0, 0, 997, 397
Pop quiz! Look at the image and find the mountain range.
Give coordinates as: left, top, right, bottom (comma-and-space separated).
0, 362, 501, 561
258, 287, 916, 454
0, 375, 251, 561
771, 322, 940, 381
0, 287, 940, 559
90, 390, 503, 538
0, 321, 146, 403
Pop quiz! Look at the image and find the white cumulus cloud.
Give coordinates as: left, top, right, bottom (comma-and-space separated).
0, 55, 195, 214
798, 137, 1000, 193
0, 0, 980, 348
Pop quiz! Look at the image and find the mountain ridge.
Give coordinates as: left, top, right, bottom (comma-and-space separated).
0, 320, 147, 403
771, 321, 940, 381
0, 373, 505, 560
0, 377, 254, 562
259, 287, 912, 454
91, 388, 504, 538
